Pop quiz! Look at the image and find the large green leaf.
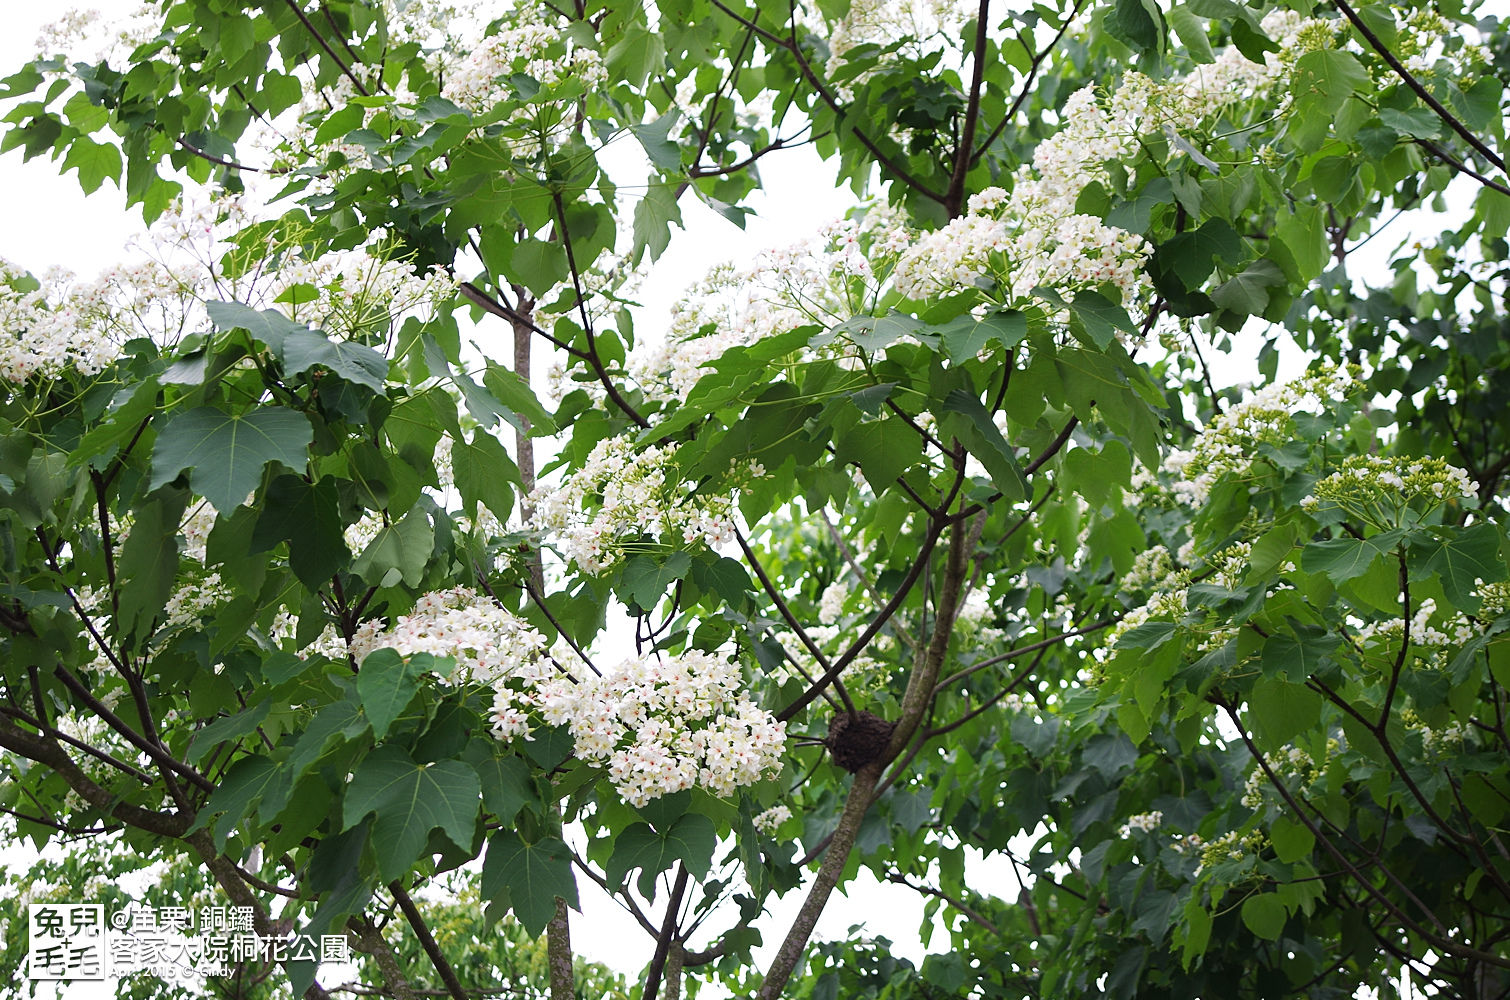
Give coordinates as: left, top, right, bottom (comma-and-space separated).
191, 755, 280, 846
206, 301, 306, 352
150, 406, 313, 513
279, 328, 390, 392
939, 389, 1027, 500
463, 740, 536, 823
114, 489, 186, 644
1300, 530, 1405, 584
451, 430, 520, 523
250, 474, 350, 588
355, 648, 424, 741
605, 814, 717, 897
1247, 678, 1323, 751
342, 745, 482, 882
482, 830, 579, 936
1408, 524, 1507, 608
930, 309, 1027, 362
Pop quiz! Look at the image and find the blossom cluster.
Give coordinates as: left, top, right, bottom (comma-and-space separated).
1164, 363, 1360, 506
538, 651, 786, 807
1352, 597, 1479, 652
1301, 456, 1478, 528
350, 590, 786, 806
891, 195, 1152, 307
1241, 743, 1330, 810
442, 15, 606, 112
0, 259, 124, 382
1118, 811, 1163, 838
347, 587, 550, 686
1196, 828, 1267, 875
753, 803, 793, 836
528, 437, 755, 573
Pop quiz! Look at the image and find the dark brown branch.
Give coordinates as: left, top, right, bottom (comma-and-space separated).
642, 864, 690, 1000
944, 0, 992, 219
551, 193, 651, 428
1415, 137, 1510, 198
281, 0, 371, 96
391, 882, 469, 1000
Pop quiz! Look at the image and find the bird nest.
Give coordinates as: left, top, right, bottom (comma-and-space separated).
825, 710, 895, 772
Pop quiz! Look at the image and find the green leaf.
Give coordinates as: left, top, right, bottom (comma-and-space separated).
939, 389, 1027, 500
632, 181, 683, 263
1211, 259, 1286, 316
1155, 219, 1246, 290
186, 700, 271, 765
351, 506, 434, 588
279, 328, 389, 392
834, 417, 919, 494
1247, 678, 1323, 751
356, 648, 423, 741
605, 814, 717, 897
1261, 627, 1341, 683
930, 309, 1027, 362
630, 112, 681, 171
1274, 204, 1329, 283
1300, 530, 1404, 584
150, 406, 313, 513
621, 551, 692, 608
1181, 901, 1213, 967
1270, 815, 1315, 863
193, 755, 280, 846
452, 430, 520, 523
114, 490, 185, 643
482, 830, 579, 936
250, 475, 350, 588
483, 364, 558, 434
206, 301, 306, 352
1241, 893, 1287, 941
831, 311, 926, 353
1408, 524, 1506, 608
1168, 6, 1214, 63
342, 745, 481, 882
61, 136, 121, 194
463, 741, 536, 823
1290, 49, 1370, 150
1110, 0, 1164, 54
289, 693, 368, 778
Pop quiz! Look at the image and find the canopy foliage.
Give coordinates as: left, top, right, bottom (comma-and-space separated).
2, 0, 1509, 997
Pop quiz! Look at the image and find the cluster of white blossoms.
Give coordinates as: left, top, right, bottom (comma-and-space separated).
1164, 363, 1359, 506
627, 208, 913, 405
1419, 721, 1474, 755
1301, 456, 1478, 528
443, 14, 606, 110
1120, 545, 1178, 595
538, 651, 786, 807
1196, 828, 1266, 875
350, 591, 786, 805
753, 803, 794, 836
1393, 8, 1494, 82
1118, 810, 1163, 838
1241, 743, 1330, 810
891, 188, 1152, 307
1480, 580, 1510, 620
1352, 597, 1479, 651
0, 259, 124, 382
436, 6, 605, 158
528, 438, 756, 574
347, 587, 549, 687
